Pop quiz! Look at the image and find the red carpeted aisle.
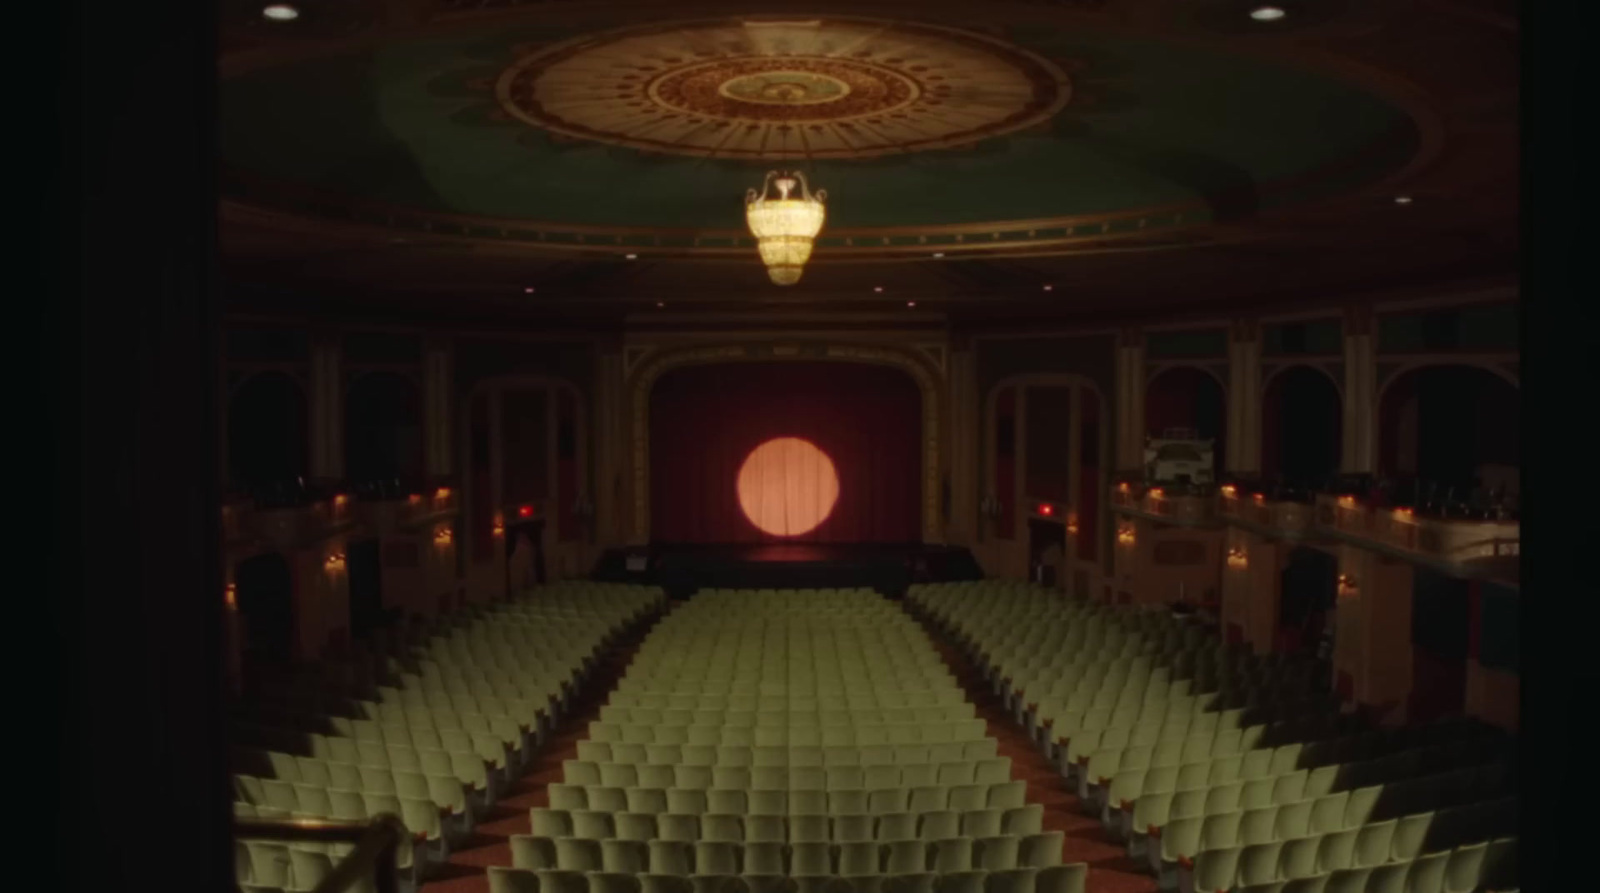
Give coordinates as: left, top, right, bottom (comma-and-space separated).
923, 630, 1158, 893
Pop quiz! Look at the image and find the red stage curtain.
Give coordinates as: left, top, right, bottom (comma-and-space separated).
650, 362, 922, 543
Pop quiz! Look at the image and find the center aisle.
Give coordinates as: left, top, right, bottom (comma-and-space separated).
917, 618, 1158, 893
421, 615, 661, 893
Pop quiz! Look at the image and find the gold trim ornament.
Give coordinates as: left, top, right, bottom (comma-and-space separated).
746, 171, 826, 285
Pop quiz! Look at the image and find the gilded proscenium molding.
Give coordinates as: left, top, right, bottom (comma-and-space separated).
628, 343, 943, 543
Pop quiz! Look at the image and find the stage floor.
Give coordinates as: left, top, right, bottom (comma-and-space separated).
593, 542, 982, 597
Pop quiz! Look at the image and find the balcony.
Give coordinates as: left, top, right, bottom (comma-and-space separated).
1110, 483, 1217, 528
221, 481, 458, 554
1217, 487, 1314, 540
223, 494, 355, 553
1312, 494, 1519, 574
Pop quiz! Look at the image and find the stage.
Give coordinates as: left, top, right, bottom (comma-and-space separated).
592, 543, 983, 599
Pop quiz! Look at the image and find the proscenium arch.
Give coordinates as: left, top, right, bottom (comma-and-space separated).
980, 374, 1111, 568
630, 344, 943, 544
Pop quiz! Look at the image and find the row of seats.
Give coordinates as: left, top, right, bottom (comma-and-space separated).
574, 741, 1004, 768
1161, 794, 1517, 884
485, 864, 1090, 893
543, 780, 1031, 816
1192, 836, 1517, 893
507, 832, 1071, 875
905, 582, 1519, 893
596, 707, 980, 726
605, 694, 972, 711
584, 722, 991, 749
529, 804, 1047, 843
233, 582, 666, 891
561, 758, 1016, 790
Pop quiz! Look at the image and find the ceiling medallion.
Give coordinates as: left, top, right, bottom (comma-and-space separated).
496, 18, 1071, 160
745, 171, 826, 286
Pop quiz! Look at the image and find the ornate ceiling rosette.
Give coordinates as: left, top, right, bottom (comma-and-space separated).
495, 18, 1072, 159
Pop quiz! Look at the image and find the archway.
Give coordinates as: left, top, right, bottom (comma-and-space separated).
345, 371, 423, 494
1146, 366, 1227, 483
1263, 366, 1342, 489
1379, 365, 1519, 511
227, 372, 307, 501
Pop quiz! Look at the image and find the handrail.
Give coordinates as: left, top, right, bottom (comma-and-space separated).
234, 814, 407, 893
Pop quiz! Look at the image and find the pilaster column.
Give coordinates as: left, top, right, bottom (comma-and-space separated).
422, 340, 453, 478
593, 344, 628, 547
309, 333, 344, 483
1227, 318, 1263, 476
1332, 546, 1414, 721
947, 341, 979, 544
1114, 328, 1146, 472
1342, 306, 1377, 474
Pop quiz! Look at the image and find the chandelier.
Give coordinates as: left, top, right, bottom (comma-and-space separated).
745, 170, 827, 286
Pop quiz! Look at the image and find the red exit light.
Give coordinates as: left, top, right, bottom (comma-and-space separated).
517, 505, 534, 518
1038, 503, 1054, 517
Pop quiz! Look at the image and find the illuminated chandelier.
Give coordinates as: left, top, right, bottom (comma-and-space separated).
745, 170, 827, 286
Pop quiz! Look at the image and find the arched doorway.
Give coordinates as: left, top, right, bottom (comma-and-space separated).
228, 372, 307, 503
1379, 365, 1519, 512
346, 372, 423, 496
1263, 366, 1342, 490
1279, 546, 1337, 661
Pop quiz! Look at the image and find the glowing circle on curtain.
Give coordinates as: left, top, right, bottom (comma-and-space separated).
737, 437, 840, 537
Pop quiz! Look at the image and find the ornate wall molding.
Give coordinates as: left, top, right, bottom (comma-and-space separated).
628, 343, 944, 543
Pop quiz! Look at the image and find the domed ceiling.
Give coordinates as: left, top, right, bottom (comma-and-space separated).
218, 1, 1517, 323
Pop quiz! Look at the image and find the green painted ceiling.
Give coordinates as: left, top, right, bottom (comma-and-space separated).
221, 19, 1419, 231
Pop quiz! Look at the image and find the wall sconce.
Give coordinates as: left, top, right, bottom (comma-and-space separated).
1065, 513, 1079, 536
1148, 487, 1165, 500
407, 493, 423, 505
1337, 573, 1358, 598
1116, 524, 1136, 546
979, 492, 1002, 521
1117, 482, 1131, 493
325, 552, 346, 572
491, 515, 505, 537
1220, 484, 1237, 498
1227, 546, 1248, 570
1338, 495, 1356, 508
1393, 507, 1414, 519
433, 527, 453, 546
333, 493, 348, 507
224, 582, 237, 610
435, 487, 452, 500
1253, 493, 1266, 505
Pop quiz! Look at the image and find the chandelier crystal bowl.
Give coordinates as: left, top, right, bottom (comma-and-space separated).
745, 171, 827, 286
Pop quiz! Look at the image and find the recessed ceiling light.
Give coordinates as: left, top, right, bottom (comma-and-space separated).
873, 286, 884, 293
906, 301, 917, 308
1250, 6, 1286, 21
624, 253, 638, 260
656, 301, 665, 308
1043, 284, 1054, 292
261, 4, 299, 21
523, 286, 536, 294
932, 252, 944, 258
1393, 195, 1414, 205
